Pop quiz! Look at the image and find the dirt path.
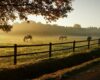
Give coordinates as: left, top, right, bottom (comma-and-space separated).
65, 63, 100, 80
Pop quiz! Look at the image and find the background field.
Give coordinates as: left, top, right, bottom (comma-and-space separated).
0, 35, 98, 44
0, 35, 99, 67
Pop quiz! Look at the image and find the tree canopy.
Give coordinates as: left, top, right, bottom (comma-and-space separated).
0, 0, 73, 32
73, 24, 81, 28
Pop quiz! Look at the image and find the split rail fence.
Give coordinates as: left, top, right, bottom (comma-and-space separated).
0, 39, 100, 65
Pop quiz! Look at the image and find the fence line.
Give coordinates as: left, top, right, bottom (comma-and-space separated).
0, 39, 100, 65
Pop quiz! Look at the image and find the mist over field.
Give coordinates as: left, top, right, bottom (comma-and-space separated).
6, 21, 66, 36
0, 21, 99, 45
1, 21, 100, 37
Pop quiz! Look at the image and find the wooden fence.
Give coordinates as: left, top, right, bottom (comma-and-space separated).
0, 39, 100, 65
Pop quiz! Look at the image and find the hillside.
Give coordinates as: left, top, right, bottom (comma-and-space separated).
1, 21, 100, 36
9, 21, 66, 36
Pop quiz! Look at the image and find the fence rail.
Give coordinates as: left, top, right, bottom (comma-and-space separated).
0, 39, 100, 65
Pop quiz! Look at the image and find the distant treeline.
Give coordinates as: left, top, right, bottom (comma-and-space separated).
9, 22, 100, 36
64, 27, 100, 36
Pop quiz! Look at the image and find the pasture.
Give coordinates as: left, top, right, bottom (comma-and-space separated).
0, 35, 89, 44
0, 35, 99, 67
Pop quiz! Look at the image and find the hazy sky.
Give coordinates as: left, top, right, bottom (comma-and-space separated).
59, 0, 100, 27
11, 0, 100, 28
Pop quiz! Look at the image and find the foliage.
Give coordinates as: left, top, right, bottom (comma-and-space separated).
10, 22, 100, 36
73, 24, 81, 28
0, 0, 73, 31
0, 24, 12, 32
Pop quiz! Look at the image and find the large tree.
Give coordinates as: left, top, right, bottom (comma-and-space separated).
0, 0, 73, 32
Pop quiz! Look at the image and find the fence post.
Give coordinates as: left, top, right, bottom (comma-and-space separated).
98, 39, 100, 46
73, 40, 75, 52
14, 44, 17, 65
49, 43, 52, 58
88, 39, 91, 49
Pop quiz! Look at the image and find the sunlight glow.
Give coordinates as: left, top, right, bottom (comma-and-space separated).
3, 0, 100, 28
27, 15, 46, 24
7, 8, 68, 27
8, 14, 68, 27
8, 18, 24, 25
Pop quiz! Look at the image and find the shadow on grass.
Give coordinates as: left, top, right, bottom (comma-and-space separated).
0, 48, 100, 80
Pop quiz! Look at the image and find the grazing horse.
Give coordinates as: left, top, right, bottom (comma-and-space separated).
59, 35, 67, 41
23, 34, 32, 42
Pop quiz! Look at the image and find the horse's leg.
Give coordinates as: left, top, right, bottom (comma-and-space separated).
23, 38, 25, 42
30, 37, 32, 42
30, 38, 32, 42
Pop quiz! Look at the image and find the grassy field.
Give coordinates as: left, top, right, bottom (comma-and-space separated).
0, 35, 99, 66
0, 48, 100, 80
0, 35, 89, 44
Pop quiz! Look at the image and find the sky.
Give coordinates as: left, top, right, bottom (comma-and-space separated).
65, 0, 100, 27
10, 0, 100, 28
51, 0, 100, 27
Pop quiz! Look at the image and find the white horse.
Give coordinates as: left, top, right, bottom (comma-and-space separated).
23, 34, 32, 42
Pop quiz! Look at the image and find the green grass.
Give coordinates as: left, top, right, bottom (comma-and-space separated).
0, 36, 99, 67
0, 48, 100, 80
0, 35, 99, 66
